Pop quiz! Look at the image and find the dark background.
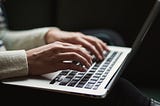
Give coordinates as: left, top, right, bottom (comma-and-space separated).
3, 0, 160, 88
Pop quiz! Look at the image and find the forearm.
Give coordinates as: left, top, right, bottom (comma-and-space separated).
0, 27, 60, 50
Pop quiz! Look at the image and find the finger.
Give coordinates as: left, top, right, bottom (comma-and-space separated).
54, 52, 91, 68
83, 36, 110, 59
83, 36, 104, 56
52, 45, 93, 64
96, 39, 109, 51
72, 38, 103, 60
55, 62, 87, 72
76, 32, 109, 51
84, 36, 109, 51
54, 41, 81, 47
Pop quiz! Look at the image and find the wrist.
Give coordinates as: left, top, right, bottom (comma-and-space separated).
44, 28, 61, 44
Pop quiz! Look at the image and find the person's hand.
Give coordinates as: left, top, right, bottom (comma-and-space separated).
45, 29, 109, 61
26, 41, 92, 76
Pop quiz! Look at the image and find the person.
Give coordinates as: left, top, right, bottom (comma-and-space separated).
0, 0, 160, 106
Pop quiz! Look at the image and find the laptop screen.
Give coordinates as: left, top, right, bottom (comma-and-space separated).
122, 0, 157, 48
118, 0, 160, 79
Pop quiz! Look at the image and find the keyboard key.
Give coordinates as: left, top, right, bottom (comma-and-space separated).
50, 51, 123, 91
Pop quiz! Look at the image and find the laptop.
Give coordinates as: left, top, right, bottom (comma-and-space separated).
2, 0, 160, 99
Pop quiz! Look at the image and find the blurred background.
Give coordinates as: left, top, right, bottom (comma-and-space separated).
3, 0, 160, 99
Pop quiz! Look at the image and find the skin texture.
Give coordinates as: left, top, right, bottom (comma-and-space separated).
45, 29, 109, 60
26, 29, 109, 76
26, 41, 92, 75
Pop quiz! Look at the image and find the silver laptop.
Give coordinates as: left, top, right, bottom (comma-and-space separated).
2, 0, 160, 99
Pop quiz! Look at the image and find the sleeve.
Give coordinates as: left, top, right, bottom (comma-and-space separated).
0, 50, 28, 80
0, 27, 60, 50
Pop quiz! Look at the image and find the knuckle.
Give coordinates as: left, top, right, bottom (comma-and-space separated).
54, 41, 61, 44
71, 52, 78, 58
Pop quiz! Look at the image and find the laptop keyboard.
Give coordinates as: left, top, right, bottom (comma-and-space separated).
50, 51, 122, 90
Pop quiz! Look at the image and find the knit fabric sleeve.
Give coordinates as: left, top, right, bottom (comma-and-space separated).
0, 50, 28, 80
0, 27, 60, 50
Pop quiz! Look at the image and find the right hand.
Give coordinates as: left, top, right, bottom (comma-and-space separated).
26, 41, 92, 76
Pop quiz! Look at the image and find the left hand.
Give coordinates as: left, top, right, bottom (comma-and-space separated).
45, 29, 109, 60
